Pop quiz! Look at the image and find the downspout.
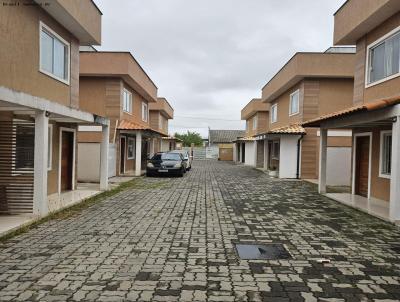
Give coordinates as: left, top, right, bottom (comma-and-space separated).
296, 134, 304, 179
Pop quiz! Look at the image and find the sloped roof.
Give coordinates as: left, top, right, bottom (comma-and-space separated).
117, 120, 164, 135
233, 136, 256, 143
303, 96, 400, 127
269, 124, 306, 135
209, 130, 246, 144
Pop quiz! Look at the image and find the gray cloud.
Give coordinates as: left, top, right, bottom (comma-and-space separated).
94, 0, 346, 137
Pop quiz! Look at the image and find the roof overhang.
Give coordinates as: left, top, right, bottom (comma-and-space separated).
261, 53, 355, 103
35, 0, 102, 45
0, 86, 108, 125
149, 98, 174, 119
80, 52, 158, 103
334, 0, 400, 45
303, 97, 400, 128
241, 98, 269, 120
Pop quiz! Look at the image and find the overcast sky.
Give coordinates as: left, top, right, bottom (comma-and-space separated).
94, 0, 346, 138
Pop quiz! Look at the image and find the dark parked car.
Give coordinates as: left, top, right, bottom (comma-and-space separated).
146, 152, 187, 177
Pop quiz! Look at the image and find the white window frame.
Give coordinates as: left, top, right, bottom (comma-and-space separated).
39, 21, 70, 85
271, 104, 278, 124
48, 124, 53, 171
127, 137, 135, 160
289, 90, 300, 116
123, 89, 133, 114
365, 25, 400, 88
379, 130, 392, 179
142, 102, 148, 122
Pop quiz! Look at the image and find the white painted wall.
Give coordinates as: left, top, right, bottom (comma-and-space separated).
279, 136, 299, 179
78, 143, 100, 182
327, 147, 351, 186
245, 141, 257, 166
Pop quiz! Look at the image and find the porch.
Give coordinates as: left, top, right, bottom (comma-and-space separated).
306, 99, 400, 223
0, 87, 110, 221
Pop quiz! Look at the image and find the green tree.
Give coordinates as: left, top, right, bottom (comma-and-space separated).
174, 131, 203, 147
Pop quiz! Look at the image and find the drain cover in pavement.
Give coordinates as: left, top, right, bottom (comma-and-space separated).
234, 243, 291, 260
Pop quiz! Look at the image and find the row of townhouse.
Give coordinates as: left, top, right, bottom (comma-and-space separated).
0, 0, 179, 227
236, 0, 400, 223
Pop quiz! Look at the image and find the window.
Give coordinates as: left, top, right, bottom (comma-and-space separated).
253, 116, 258, 130
271, 104, 278, 123
48, 125, 53, 170
289, 90, 300, 116
367, 29, 400, 85
15, 124, 34, 169
127, 137, 135, 159
123, 89, 132, 113
379, 131, 392, 178
142, 102, 148, 122
40, 22, 70, 84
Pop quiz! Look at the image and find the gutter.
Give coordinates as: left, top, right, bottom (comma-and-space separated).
296, 134, 305, 179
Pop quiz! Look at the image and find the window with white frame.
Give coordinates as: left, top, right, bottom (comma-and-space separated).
379, 131, 392, 177
253, 116, 258, 130
142, 102, 148, 122
48, 125, 53, 170
367, 29, 400, 85
271, 104, 278, 123
127, 137, 135, 159
40, 22, 70, 84
289, 90, 300, 116
123, 89, 132, 113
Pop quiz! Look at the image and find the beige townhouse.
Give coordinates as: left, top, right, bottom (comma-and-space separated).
0, 0, 109, 224
259, 49, 355, 181
149, 97, 180, 152
235, 99, 269, 167
303, 0, 400, 222
77, 51, 162, 179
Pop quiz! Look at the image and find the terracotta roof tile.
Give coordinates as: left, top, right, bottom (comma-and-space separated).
303, 96, 400, 127
268, 124, 306, 135
117, 120, 164, 135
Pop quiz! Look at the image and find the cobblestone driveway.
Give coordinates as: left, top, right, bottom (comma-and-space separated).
1, 161, 400, 301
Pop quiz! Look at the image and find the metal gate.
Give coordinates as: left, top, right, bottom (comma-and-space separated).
0, 120, 34, 214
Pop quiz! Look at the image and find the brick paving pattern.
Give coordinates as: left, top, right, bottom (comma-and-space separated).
1, 160, 400, 301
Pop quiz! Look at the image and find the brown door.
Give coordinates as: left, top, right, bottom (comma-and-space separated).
355, 136, 370, 197
61, 131, 74, 192
120, 137, 126, 174
219, 148, 233, 161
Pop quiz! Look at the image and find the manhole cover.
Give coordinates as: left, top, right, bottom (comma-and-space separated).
234, 243, 292, 260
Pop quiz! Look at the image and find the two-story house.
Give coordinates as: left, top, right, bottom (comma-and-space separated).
304, 0, 400, 223
259, 49, 355, 182
235, 99, 269, 167
149, 98, 179, 152
78, 51, 161, 179
0, 0, 109, 222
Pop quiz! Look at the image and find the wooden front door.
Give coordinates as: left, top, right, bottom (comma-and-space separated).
120, 137, 126, 174
61, 131, 74, 192
355, 136, 370, 198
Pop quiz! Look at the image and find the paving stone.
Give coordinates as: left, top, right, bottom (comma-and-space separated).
0, 161, 400, 301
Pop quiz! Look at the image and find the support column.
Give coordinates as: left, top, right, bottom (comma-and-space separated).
100, 123, 109, 191
33, 110, 49, 216
390, 117, 400, 222
135, 131, 142, 176
264, 139, 269, 169
150, 138, 155, 157
319, 128, 328, 194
